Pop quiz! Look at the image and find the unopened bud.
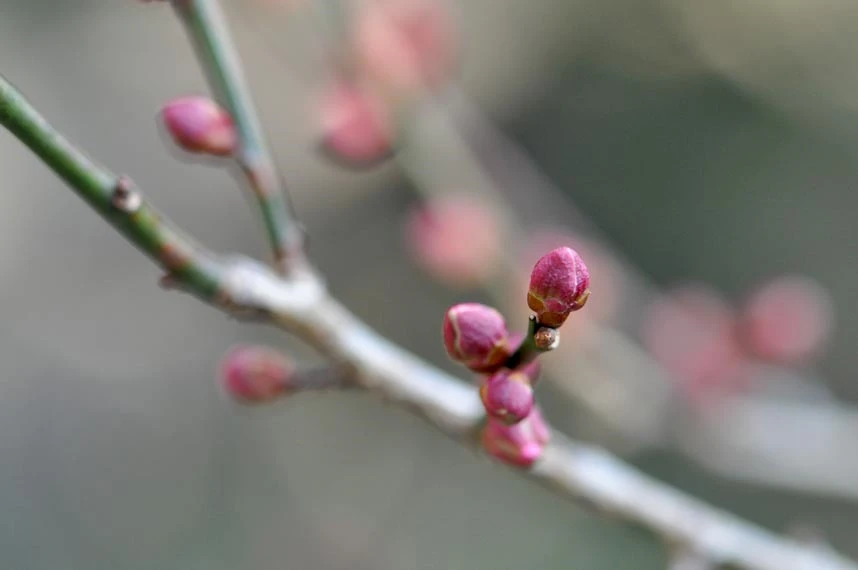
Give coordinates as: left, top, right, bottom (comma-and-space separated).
742, 276, 833, 365
527, 247, 590, 327
353, 0, 457, 98
220, 345, 294, 404
319, 81, 394, 168
481, 406, 551, 467
442, 303, 510, 372
161, 96, 237, 157
642, 285, 744, 405
479, 368, 534, 425
405, 195, 501, 288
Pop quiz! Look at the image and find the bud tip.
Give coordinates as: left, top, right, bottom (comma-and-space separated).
161, 96, 237, 157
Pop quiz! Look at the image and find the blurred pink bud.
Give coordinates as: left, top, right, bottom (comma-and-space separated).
405, 195, 501, 288
161, 96, 237, 157
353, 0, 457, 97
527, 247, 590, 328
482, 406, 550, 467
480, 368, 534, 425
220, 345, 294, 404
443, 303, 510, 372
741, 276, 833, 365
642, 285, 745, 405
318, 81, 394, 168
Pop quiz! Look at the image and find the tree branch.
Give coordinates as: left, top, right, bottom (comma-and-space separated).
171, 0, 306, 275
0, 74, 854, 570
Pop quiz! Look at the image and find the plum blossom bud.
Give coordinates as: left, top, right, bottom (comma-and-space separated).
443, 303, 510, 372
642, 285, 744, 406
353, 0, 457, 98
220, 345, 294, 404
318, 81, 394, 168
522, 230, 624, 325
480, 368, 534, 425
527, 247, 590, 327
742, 276, 833, 365
482, 406, 550, 467
161, 96, 237, 157
405, 195, 501, 288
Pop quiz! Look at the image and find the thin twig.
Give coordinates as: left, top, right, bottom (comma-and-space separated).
668, 548, 715, 570
0, 75, 226, 299
172, 0, 306, 275
235, 5, 858, 499
0, 74, 855, 570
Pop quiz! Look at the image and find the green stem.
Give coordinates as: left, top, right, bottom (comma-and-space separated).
173, 0, 305, 275
506, 316, 555, 369
0, 74, 225, 300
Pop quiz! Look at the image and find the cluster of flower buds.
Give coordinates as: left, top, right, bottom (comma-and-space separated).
642, 276, 833, 407
442, 247, 590, 466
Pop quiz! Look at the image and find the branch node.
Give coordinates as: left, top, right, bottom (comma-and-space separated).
158, 273, 180, 290
111, 176, 142, 214
533, 326, 559, 351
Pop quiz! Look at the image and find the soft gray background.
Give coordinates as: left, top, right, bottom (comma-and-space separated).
1, 1, 857, 569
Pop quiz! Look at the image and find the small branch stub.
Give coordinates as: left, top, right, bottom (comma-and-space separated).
533, 326, 559, 351
111, 176, 142, 213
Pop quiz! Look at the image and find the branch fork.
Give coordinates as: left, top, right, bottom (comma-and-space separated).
0, 2, 852, 569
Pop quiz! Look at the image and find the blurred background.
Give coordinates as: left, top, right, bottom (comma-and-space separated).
1, 0, 857, 568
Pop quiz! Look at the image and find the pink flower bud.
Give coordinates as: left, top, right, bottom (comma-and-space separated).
642, 285, 745, 406
741, 276, 833, 365
518, 359, 542, 386
527, 247, 590, 328
442, 303, 510, 372
522, 230, 625, 325
318, 81, 394, 168
353, 0, 457, 98
405, 195, 501, 288
220, 345, 294, 404
479, 368, 534, 425
482, 406, 551, 467
161, 96, 237, 157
